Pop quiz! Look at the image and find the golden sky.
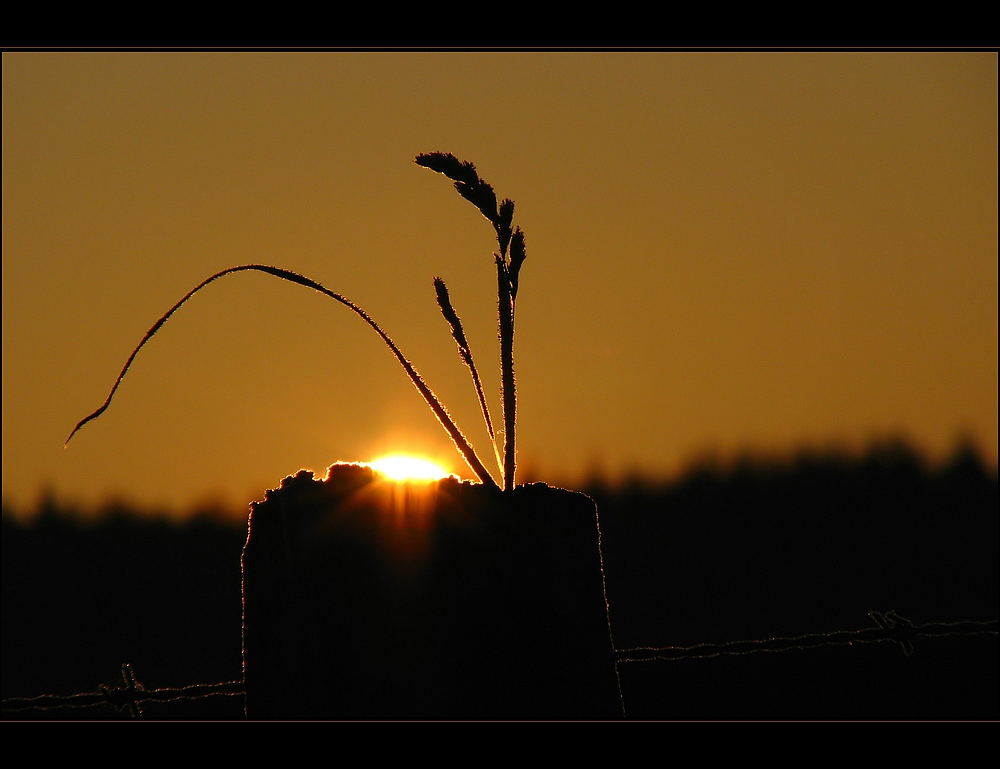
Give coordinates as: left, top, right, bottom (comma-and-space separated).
3, 52, 997, 515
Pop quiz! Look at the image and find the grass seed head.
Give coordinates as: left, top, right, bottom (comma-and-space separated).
415, 152, 500, 229
508, 228, 526, 300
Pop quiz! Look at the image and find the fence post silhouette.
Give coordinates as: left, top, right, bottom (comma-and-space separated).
241, 464, 623, 718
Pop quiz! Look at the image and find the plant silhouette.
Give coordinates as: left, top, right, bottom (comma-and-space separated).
67, 154, 532, 492
416, 152, 526, 491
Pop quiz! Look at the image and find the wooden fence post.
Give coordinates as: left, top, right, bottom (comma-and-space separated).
242, 464, 621, 718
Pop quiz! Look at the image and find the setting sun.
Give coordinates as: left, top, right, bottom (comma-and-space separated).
367, 455, 451, 482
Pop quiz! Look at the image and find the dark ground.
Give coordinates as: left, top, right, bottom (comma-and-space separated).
3, 440, 996, 720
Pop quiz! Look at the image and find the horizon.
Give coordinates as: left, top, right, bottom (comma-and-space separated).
4, 434, 995, 524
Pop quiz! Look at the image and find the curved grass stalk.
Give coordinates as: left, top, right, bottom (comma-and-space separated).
65, 264, 500, 491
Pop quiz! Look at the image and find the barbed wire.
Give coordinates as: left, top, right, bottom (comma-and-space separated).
4, 612, 996, 716
615, 611, 998, 663
1, 663, 243, 717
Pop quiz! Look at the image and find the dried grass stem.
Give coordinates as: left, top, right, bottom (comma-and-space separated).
67, 264, 500, 491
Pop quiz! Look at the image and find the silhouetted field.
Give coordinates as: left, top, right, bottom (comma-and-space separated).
3, 441, 996, 719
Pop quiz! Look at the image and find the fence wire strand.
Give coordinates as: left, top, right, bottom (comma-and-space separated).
3, 613, 997, 716
2, 663, 243, 716
615, 612, 998, 663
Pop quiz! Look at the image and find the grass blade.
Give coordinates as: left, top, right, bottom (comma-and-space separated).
434, 277, 503, 479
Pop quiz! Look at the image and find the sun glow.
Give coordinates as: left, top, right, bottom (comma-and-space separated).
367, 454, 451, 482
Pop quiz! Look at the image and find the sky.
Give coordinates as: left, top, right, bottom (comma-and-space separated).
3, 52, 997, 517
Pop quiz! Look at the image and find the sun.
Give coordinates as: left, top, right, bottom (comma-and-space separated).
367, 454, 451, 482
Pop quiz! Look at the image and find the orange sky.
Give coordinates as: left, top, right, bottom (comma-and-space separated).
3, 52, 997, 516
